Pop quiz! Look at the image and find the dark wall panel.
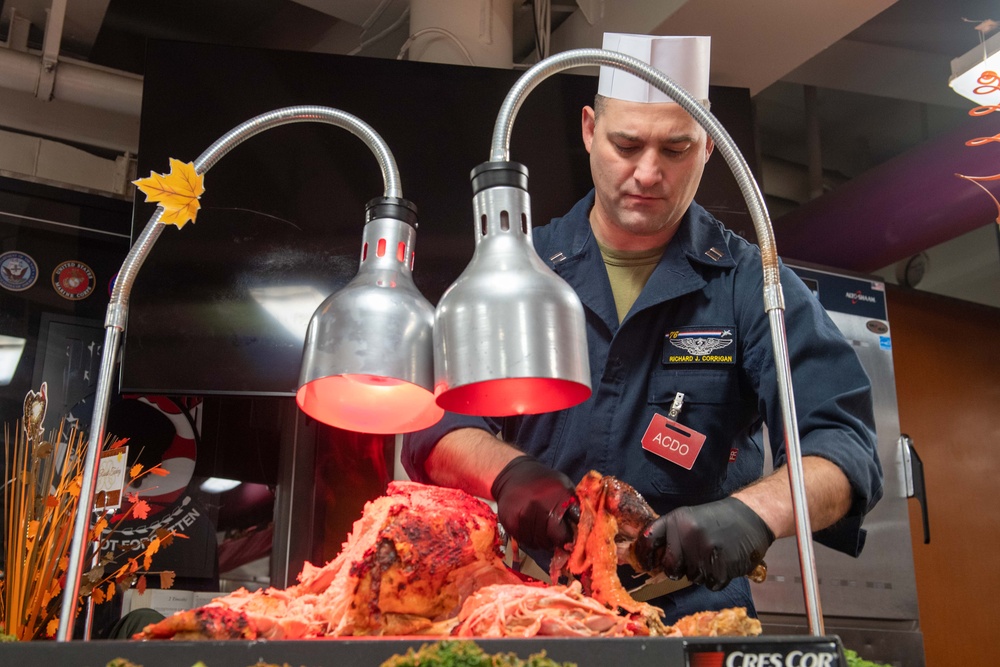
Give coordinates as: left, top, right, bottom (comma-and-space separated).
122, 40, 757, 396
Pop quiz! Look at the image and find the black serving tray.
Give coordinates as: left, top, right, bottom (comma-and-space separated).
0, 635, 847, 667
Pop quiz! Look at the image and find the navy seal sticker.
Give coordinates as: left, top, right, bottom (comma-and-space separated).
663, 326, 736, 365
0, 251, 39, 292
52, 260, 96, 300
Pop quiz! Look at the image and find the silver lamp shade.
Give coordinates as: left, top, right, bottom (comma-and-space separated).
434, 162, 591, 415
297, 197, 443, 433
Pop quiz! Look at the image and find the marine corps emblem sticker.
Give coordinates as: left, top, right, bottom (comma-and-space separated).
52, 260, 96, 300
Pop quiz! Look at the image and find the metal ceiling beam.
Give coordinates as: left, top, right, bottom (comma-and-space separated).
549, 0, 690, 53
1, 0, 112, 56
287, 0, 398, 27
782, 39, 968, 109
654, 0, 900, 95
548, 0, 899, 96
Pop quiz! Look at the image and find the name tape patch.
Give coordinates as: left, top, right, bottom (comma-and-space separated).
663, 326, 736, 365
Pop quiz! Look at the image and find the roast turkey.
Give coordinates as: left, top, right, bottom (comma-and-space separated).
135, 481, 521, 639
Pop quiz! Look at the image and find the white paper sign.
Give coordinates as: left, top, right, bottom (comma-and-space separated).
94, 445, 128, 512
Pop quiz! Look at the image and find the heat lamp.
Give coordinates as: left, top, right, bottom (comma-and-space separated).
296, 195, 443, 434
432, 160, 592, 415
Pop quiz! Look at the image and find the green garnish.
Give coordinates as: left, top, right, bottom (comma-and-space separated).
843, 648, 893, 667
380, 639, 576, 667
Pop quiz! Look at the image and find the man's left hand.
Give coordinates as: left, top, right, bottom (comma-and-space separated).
633, 497, 775, 591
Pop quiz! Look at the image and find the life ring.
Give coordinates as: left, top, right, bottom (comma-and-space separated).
109, 395, 200, 514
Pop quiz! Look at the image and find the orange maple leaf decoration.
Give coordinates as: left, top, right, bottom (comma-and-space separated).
133, 158, 206, 229
143, 537, 161, 571
90, 516, 109, 541
132, 498, 151, 520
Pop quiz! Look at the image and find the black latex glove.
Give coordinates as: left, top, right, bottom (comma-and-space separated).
633, 497, 775, 592
490, 455, 577, 551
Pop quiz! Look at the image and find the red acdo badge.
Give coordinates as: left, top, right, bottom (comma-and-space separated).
641, 413, 706, 470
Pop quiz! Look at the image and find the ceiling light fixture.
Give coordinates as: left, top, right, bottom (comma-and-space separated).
0, 334, 26, 386
948, 24, 1000, 105
199, 477, 242, 494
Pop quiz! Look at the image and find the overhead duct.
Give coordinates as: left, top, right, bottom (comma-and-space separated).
773, 109, 1000, 273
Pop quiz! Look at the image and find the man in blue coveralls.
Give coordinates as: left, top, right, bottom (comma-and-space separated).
402, 33, 883, 624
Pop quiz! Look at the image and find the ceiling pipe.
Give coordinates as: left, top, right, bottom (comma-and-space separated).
803, 85, 823, 201
0, 47, 142, 116
774, 109, 1000, 273
406, 0, 514, 68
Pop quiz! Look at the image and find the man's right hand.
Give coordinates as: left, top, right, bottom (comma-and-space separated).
490, 455, 577, 551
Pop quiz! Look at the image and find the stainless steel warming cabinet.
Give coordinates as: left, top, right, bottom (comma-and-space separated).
755, 263, 928, 666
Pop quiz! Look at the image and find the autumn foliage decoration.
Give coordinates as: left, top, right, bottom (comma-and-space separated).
133, 158, 205, 229
76, 463, 182, 619
1, 387, 178, 640
1, 407, 85, 640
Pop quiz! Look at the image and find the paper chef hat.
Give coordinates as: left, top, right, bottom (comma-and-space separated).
599, 33, 711, 105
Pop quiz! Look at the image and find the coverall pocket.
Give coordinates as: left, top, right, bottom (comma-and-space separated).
647, 369, 740, 405
640, 370, 742, 502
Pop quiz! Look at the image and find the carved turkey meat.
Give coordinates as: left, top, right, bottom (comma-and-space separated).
136, 481, 521, 639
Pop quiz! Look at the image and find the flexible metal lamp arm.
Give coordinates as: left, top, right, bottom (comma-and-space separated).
490, 49, 824, 636
57, 105, 402, 641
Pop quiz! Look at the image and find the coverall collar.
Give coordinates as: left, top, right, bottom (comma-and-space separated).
545, 191, 737, 333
